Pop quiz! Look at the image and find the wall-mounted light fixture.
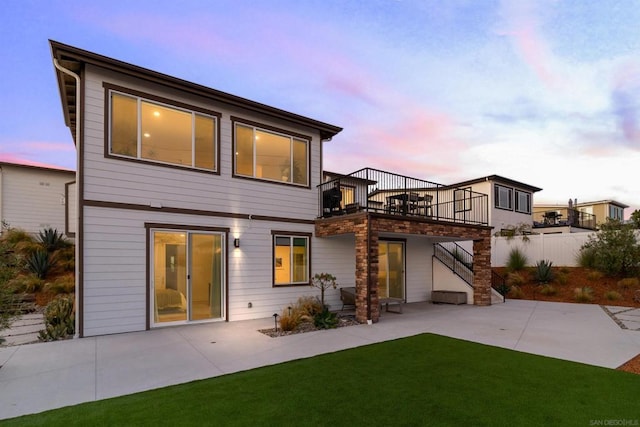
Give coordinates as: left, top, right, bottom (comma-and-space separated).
234, 238, 240, 248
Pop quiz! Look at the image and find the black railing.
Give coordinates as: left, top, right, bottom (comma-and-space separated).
318, 168, 489, 226
533, 208, 596, 230
491, 271, 507, 302
434, 243, 474, 286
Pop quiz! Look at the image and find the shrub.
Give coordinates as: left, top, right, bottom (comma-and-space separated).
539, 284, 556, 296
555, 273, 568, 286
313, 306, 338, 329
574, 287, 594, 303
579, 219, 640, 277
586, 270, 604, 282
617, 277, 639, 290
576, 246, 597, 269
7, 274, 44, 293
508, 285, 524, 299
534, 260, 554, 284
278, 308, 301, 332
605, 291, 622, 301
38, 295, 75, 341
37, 228, 70, 253
43, 274, 75, 295
53, 245, 75, 273
0, 283, 21, 341
506, 248, 528, 272
25, 250, 53, 279
295, 295, 323, 318
506, 272, 525, 287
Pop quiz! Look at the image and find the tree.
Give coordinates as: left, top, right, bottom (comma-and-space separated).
631, 209, 640, 229
579, 219, 640, 277
310, 272, 338, 308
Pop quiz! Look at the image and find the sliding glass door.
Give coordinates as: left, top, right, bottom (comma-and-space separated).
152, 230, 225, 325
378, 241, 405, 300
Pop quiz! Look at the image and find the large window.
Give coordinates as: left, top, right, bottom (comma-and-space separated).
515, 190, 531, 214
234, 122, 309, 186
273, 233, 310, 286
495, 185, 513, 210
109, 91, 218, 171
609, 205, 624, 220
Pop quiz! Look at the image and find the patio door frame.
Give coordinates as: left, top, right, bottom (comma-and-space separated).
378, 238, 406, 301
146, 223, 229, 329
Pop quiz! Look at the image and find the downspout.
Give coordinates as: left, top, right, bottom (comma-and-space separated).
53, 59, 81, 339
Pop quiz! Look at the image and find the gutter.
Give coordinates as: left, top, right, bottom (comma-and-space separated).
53, 59, 81, 339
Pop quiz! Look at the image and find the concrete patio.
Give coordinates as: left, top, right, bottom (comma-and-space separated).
1, 299, 639, 420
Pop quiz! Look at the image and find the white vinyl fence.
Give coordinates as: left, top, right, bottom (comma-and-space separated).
492, 231, 640, 267
491, 233, 595, 267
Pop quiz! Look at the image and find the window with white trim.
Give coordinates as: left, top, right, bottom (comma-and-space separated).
234, 123, 309, 186
515, 190, 531, 214
273, 234, 309, 285
494, 185, 513, 210
109, 91, 217, 171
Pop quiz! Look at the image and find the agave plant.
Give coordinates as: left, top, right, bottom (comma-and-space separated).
37, 228, 69, 253
26, 250, 52, 279
534, 260, 554, 284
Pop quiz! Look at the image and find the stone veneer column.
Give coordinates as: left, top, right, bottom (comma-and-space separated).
354, 217, 379, 323
472, 235, 492, 306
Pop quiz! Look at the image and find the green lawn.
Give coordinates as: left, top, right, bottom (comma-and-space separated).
4, 333, 638, 426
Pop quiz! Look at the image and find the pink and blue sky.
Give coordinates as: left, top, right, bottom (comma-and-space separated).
1, 0, 639, 214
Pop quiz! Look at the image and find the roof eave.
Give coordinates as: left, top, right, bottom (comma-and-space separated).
49, 40, 342, 140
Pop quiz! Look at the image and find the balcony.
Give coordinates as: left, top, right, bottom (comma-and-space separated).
533, 208, 597, 230
318, 168, 489, 226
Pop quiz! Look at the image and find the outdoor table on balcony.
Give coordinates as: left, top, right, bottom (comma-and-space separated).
386, 193, 432, 216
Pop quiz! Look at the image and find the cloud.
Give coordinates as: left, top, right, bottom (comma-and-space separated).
611, 61, 640, 145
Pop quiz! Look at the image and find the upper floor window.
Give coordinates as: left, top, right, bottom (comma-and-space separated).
609, 205, 624, 220
494, 185, 512, 210
234, 121, 309, 186
515, 190, 531, 214
109, 90, 218, 171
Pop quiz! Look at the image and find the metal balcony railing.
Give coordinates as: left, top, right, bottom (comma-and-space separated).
533, 208, 596, 230
318, 168, 489, 226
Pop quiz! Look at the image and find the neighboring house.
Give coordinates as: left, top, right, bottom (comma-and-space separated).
51, 41, 496, 338
0, 161, 75, 236
442, 175, 542, 232
533, 199, 627, 232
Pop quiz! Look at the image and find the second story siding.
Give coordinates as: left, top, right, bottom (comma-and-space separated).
81, 63, 337, 220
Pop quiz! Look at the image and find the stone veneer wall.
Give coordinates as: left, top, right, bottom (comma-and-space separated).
315, 213, 493, 323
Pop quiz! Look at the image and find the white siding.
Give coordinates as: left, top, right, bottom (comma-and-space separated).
79, 64, 345, 335
432, 259, 473, 303
469, 180, 534, 231
82, 207, 357, 335
82, 65, 322, 220
0, 164, 75, 235
404, 237, 433, 303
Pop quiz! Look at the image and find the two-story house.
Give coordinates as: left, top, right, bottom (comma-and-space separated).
0, 162, 75, 237
443, 175, 542, 232
51, 41, 496, 337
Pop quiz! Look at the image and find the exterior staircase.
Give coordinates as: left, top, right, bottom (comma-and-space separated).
433, 242, 505, 304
